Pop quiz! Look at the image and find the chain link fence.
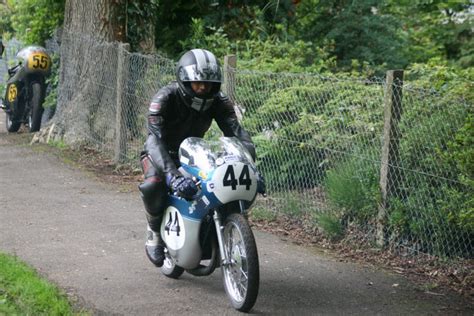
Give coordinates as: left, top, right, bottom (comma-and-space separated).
4, 32, 472, 259
0, 38, 23, 93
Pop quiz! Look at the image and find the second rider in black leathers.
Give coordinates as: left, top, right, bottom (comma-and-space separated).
138, 49, 260, 267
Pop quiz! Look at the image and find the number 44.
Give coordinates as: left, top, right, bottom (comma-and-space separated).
223, 165, 252, 190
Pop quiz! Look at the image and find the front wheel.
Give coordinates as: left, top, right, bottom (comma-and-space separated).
28, 82, 44, 132
6, 111, 21, 132
221, 213, 259, 312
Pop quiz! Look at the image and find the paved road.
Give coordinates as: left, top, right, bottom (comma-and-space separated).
0, 112, 472, 315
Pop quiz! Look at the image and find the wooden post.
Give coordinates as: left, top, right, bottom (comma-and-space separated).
377, 70, 404, 247
114, 43, 130, 164
224, 54, 237, 102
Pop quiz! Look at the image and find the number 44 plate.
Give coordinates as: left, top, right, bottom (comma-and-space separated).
208, 162, 257, 203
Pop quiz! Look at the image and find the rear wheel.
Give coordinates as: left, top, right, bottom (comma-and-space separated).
161, 249, 185, 279
6, 111, 21, 132
221, 213, 259, 312
28, 82, 44, 132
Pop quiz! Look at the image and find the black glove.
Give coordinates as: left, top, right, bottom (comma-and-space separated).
256, 171, 266, 196
168, 175, 198, 200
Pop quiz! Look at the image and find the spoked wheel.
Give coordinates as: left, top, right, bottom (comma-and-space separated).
221, 213, 259, 312
6, 111, 21, 132
161, 248, 185, 279
28, 82, 44, 132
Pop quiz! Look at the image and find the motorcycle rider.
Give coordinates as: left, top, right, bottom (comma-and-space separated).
138, 48, 264, 267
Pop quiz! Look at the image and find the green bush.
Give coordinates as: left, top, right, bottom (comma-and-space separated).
438, 114, 474, 233
324, 154, 379, 225
243, 80, 383, 191
388, 184, 473, 258
385, 65, 473, 257
314, 212, 344, 240
9, 0, 65, 45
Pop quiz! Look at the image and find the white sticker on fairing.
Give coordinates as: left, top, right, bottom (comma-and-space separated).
188, 202, 196, 214
212, 162, 257, 204
161, 206, 186, 250
224, 155, 239, 163
180, 156, 190, 166
207, 182, 215, 192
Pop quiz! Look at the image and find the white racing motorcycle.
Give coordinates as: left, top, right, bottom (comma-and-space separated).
159, 137, 262, 312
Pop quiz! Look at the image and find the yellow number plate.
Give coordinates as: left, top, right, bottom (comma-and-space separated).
7, 84, 17, 102
28, 52, 50, 71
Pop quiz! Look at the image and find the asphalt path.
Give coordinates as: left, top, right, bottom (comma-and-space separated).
0, 111, 472, 315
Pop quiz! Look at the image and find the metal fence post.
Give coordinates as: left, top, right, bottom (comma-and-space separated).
377, 69, 404, 247
114, 42, 130, 164
224, 55, 237, 102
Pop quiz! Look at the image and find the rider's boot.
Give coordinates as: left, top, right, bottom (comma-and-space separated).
145, 223, 165, 267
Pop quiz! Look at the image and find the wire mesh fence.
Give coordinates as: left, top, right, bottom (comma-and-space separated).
0, 38, 23, 93
3, 32, 472, 259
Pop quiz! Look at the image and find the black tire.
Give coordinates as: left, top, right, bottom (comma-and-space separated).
161, 249, 185, 279
28, 82, 44, 132
6, 111, 21, 132
221, 213, 259, 312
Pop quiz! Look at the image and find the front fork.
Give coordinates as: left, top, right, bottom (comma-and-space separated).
213, 202, 247, 267
213, 211, 229, 267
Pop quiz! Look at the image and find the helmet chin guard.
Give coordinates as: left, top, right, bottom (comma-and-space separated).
190, 96, 214, 112
176, 49, 222, 110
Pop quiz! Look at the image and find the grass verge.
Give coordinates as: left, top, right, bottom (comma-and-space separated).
0, 252, 87, 315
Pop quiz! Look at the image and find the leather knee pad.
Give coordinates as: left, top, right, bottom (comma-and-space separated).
139, 154, 167, 219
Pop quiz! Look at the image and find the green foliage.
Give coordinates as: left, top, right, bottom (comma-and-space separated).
406, 60, 474, 103
324, 155, 379, 224
48, 139, 67, 150
243, 80, 383, 190
156, 1, 299, 56
281, 194, 304, 217
250, 205, 277, 221
156, 0, 471, 73
388, 0, 474, 67
0, 252, 82, 315
294, 0, 408, 73
384, 64, 473, 257
117, 0, 159, 52
236, 36, 335, 73
314, 212, 344, 240
0, 2, 14, 36
438, 114, 474, 232
180, 17, 336, 73
179, 18, 235, 57
154, 1, 213, 55
388, 185, 473, 258
9, 0, 65, 45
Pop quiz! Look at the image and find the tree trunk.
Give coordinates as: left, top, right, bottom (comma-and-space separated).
54, 0, 125, 146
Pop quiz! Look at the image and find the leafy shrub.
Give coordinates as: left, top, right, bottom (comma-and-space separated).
385, 64, 473, 257
243, 80, 383, 191
324, 154, 379, 225
388, 184, 473, 258
314, 212, 344, 240
438, 114, 474, 233
9, 0, 65, 45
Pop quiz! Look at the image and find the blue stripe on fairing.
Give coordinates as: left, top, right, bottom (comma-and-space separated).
181, 164, 200, 179
167, 179, 222, 221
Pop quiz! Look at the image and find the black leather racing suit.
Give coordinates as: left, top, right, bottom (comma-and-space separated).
138, 82, 255, 231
